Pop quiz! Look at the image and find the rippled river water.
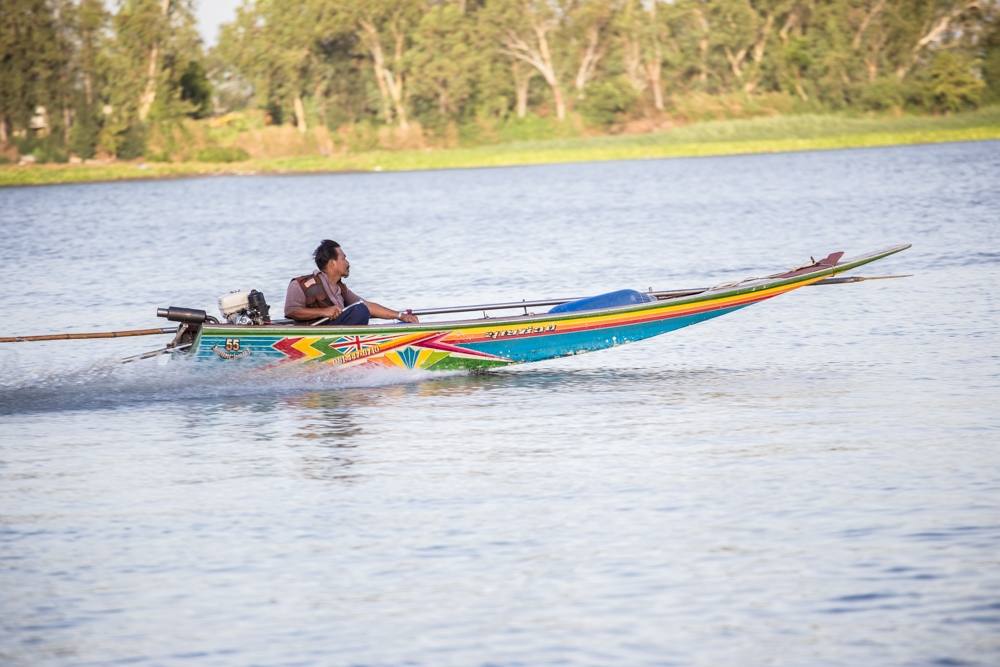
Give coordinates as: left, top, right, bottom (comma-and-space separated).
1, 142, 999, 666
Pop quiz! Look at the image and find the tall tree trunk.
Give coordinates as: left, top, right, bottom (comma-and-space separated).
359, 18, 409, 129
779, 7, 805, 98
622, 34, 646, 93
313, 79, 326, 125
293, 94, 307, 133
437, 85, 450, 116
388, 24, 409, 130
866, 57, 879, 81
371, 61, 393, 124
645, 48, 664, 111
574, 26, 605, 96
865, 34, 887, 81
625, 2, 664, 112
384, 69, 409, 130
725, 46, 748, 82
137, 42, 160, 121
138, 0, 171, 122
794, 74, 809, 101
513, 63, 531, 118
359, 20, 394, 125
550, 83, 566, 121
692, 8, 710, 88
646, 2, 664, 111
853, 0, 887, 49
500, 21, 566, 121
745, 12, 775, 93
534, 24, 565, 120
84, 73, 93, 107
779, 9, 799, 43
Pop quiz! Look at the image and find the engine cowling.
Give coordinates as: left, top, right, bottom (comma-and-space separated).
218, 289, 271, 325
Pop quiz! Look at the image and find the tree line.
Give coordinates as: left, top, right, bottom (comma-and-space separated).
2, 0, 999, 162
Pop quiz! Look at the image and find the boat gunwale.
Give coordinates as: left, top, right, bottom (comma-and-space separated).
195, 244, 910, 338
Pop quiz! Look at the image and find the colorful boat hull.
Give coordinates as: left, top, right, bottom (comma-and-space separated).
190, 245, 909, 371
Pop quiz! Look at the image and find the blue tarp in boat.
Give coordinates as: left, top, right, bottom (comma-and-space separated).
548, 289, 655, 314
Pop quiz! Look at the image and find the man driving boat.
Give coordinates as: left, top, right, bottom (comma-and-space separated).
284, 239, 419, 325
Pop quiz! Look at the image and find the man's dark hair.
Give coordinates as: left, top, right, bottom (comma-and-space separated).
314, 239, 341, 270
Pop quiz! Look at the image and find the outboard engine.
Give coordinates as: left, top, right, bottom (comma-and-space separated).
219, 289, 271, 325
156, 305, 219, 350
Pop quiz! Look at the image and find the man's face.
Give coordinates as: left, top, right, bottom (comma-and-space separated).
332, 247, 350, 278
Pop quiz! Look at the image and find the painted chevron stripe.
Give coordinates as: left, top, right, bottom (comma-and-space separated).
291, 336, 324, 360
311, 336, 346, 362
272, 336, 305, 360
415, 332, 511, 360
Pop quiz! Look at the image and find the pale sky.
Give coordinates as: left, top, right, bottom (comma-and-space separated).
195, 0, 242, 46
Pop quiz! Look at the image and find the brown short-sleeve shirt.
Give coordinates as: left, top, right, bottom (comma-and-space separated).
284, 271, 362, 317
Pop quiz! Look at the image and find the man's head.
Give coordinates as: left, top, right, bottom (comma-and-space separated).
314, 239, 350, 278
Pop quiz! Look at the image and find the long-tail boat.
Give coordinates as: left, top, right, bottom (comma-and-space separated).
144, 244, 909, 371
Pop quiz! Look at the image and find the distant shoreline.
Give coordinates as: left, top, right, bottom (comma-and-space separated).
3, 110, 998, 188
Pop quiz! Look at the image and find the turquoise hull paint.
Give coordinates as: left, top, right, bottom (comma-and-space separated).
195, 335, 286, 362
463, 305, 748, 362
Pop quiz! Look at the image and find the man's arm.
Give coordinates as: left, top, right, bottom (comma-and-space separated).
367, 301, 419, 323
286, 305, 343, 322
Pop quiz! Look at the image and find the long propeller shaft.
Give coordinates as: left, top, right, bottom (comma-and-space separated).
0, 327, 176, 344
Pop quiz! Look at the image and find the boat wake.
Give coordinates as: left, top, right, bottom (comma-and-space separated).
0, 356, 453, 417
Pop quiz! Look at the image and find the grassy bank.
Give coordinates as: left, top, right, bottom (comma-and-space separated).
3, 108, 998, 188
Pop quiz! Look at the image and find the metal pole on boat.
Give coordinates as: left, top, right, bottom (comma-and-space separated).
405, 275, 910, 318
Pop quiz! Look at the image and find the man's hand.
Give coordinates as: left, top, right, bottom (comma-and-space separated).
399, 311, 419, 324
324, 305, 343, 320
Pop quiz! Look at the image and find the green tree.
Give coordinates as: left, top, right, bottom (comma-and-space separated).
341, 0, 425, 129
409, 4, 478, 122
913, 49, 984, 111
68, 0, 109, 158
566, 0, 617, 98
618, 0, 679, 113
708, 0, 762, 92
213, 2, 272, 115
578, 76, 637, 127
805, 1, 858, 106
262, 0, 319, 131
102, 0, 204, 156
982, 14, 1000, 103
115, 0, 173, 123
481, 0, 570, 120
0, 0, 71, 147
179, 60, 212, 118
891, 0, 984, 81
768, 1, 814, 102
215, 0, 363, 130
